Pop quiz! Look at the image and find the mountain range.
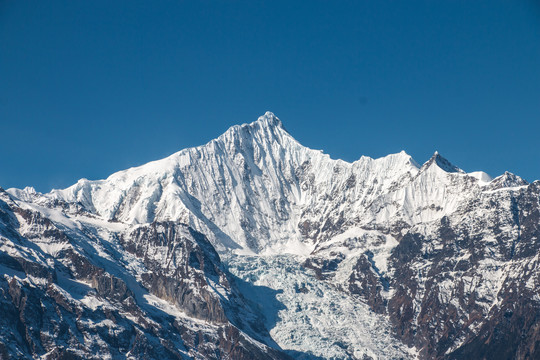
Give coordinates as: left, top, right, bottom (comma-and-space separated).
1, 112, 539, 359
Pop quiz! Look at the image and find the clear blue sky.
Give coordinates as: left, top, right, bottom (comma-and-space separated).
1, 0, 539, 192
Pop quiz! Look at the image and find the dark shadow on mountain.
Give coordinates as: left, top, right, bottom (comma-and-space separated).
223, 271, 286, 350
285, 350, 327, 360
220, 268, 336, 359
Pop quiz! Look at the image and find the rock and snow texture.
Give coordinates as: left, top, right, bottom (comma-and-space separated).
0, 188, 288, 359
43, 112, 493, 255
2, 111, 540, 359
226, 254, 416, 359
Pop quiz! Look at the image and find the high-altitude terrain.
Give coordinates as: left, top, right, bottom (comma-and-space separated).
1, 112, 539, 359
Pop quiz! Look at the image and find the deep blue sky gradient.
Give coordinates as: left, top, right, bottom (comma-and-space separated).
1, 0, 540, 192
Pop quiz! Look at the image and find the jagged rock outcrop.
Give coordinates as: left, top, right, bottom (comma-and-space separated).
0, 187, 290, 359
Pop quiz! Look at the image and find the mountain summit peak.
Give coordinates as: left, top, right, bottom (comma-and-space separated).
263, 110, 277, 118
216, 111, 287, 147
255, 111, 283, 129
422, 151, 463, 173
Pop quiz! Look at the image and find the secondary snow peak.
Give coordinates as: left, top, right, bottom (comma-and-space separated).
490, 171, 529, 189
421, 151, 463, 173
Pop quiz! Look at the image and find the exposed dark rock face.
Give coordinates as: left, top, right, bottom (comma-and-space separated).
121, 222, 229, 324
347, 253, 388, 314
363, 183, 540, 359
302, 255, 344, 280
300, 179, 540, 359
0, 189, 290, 360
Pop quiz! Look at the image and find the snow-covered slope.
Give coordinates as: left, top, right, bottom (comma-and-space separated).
0, 187, 288, 359
3, 112, 540, 359
41, 112, 415, 253
28, 112, 503, 256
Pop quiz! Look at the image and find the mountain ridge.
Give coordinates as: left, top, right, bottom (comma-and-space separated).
7, 112, 514, 255
2, 112, 540, 359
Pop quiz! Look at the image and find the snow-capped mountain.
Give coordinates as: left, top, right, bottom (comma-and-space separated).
39, 112, 491, 254
1, 112, 539, 359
